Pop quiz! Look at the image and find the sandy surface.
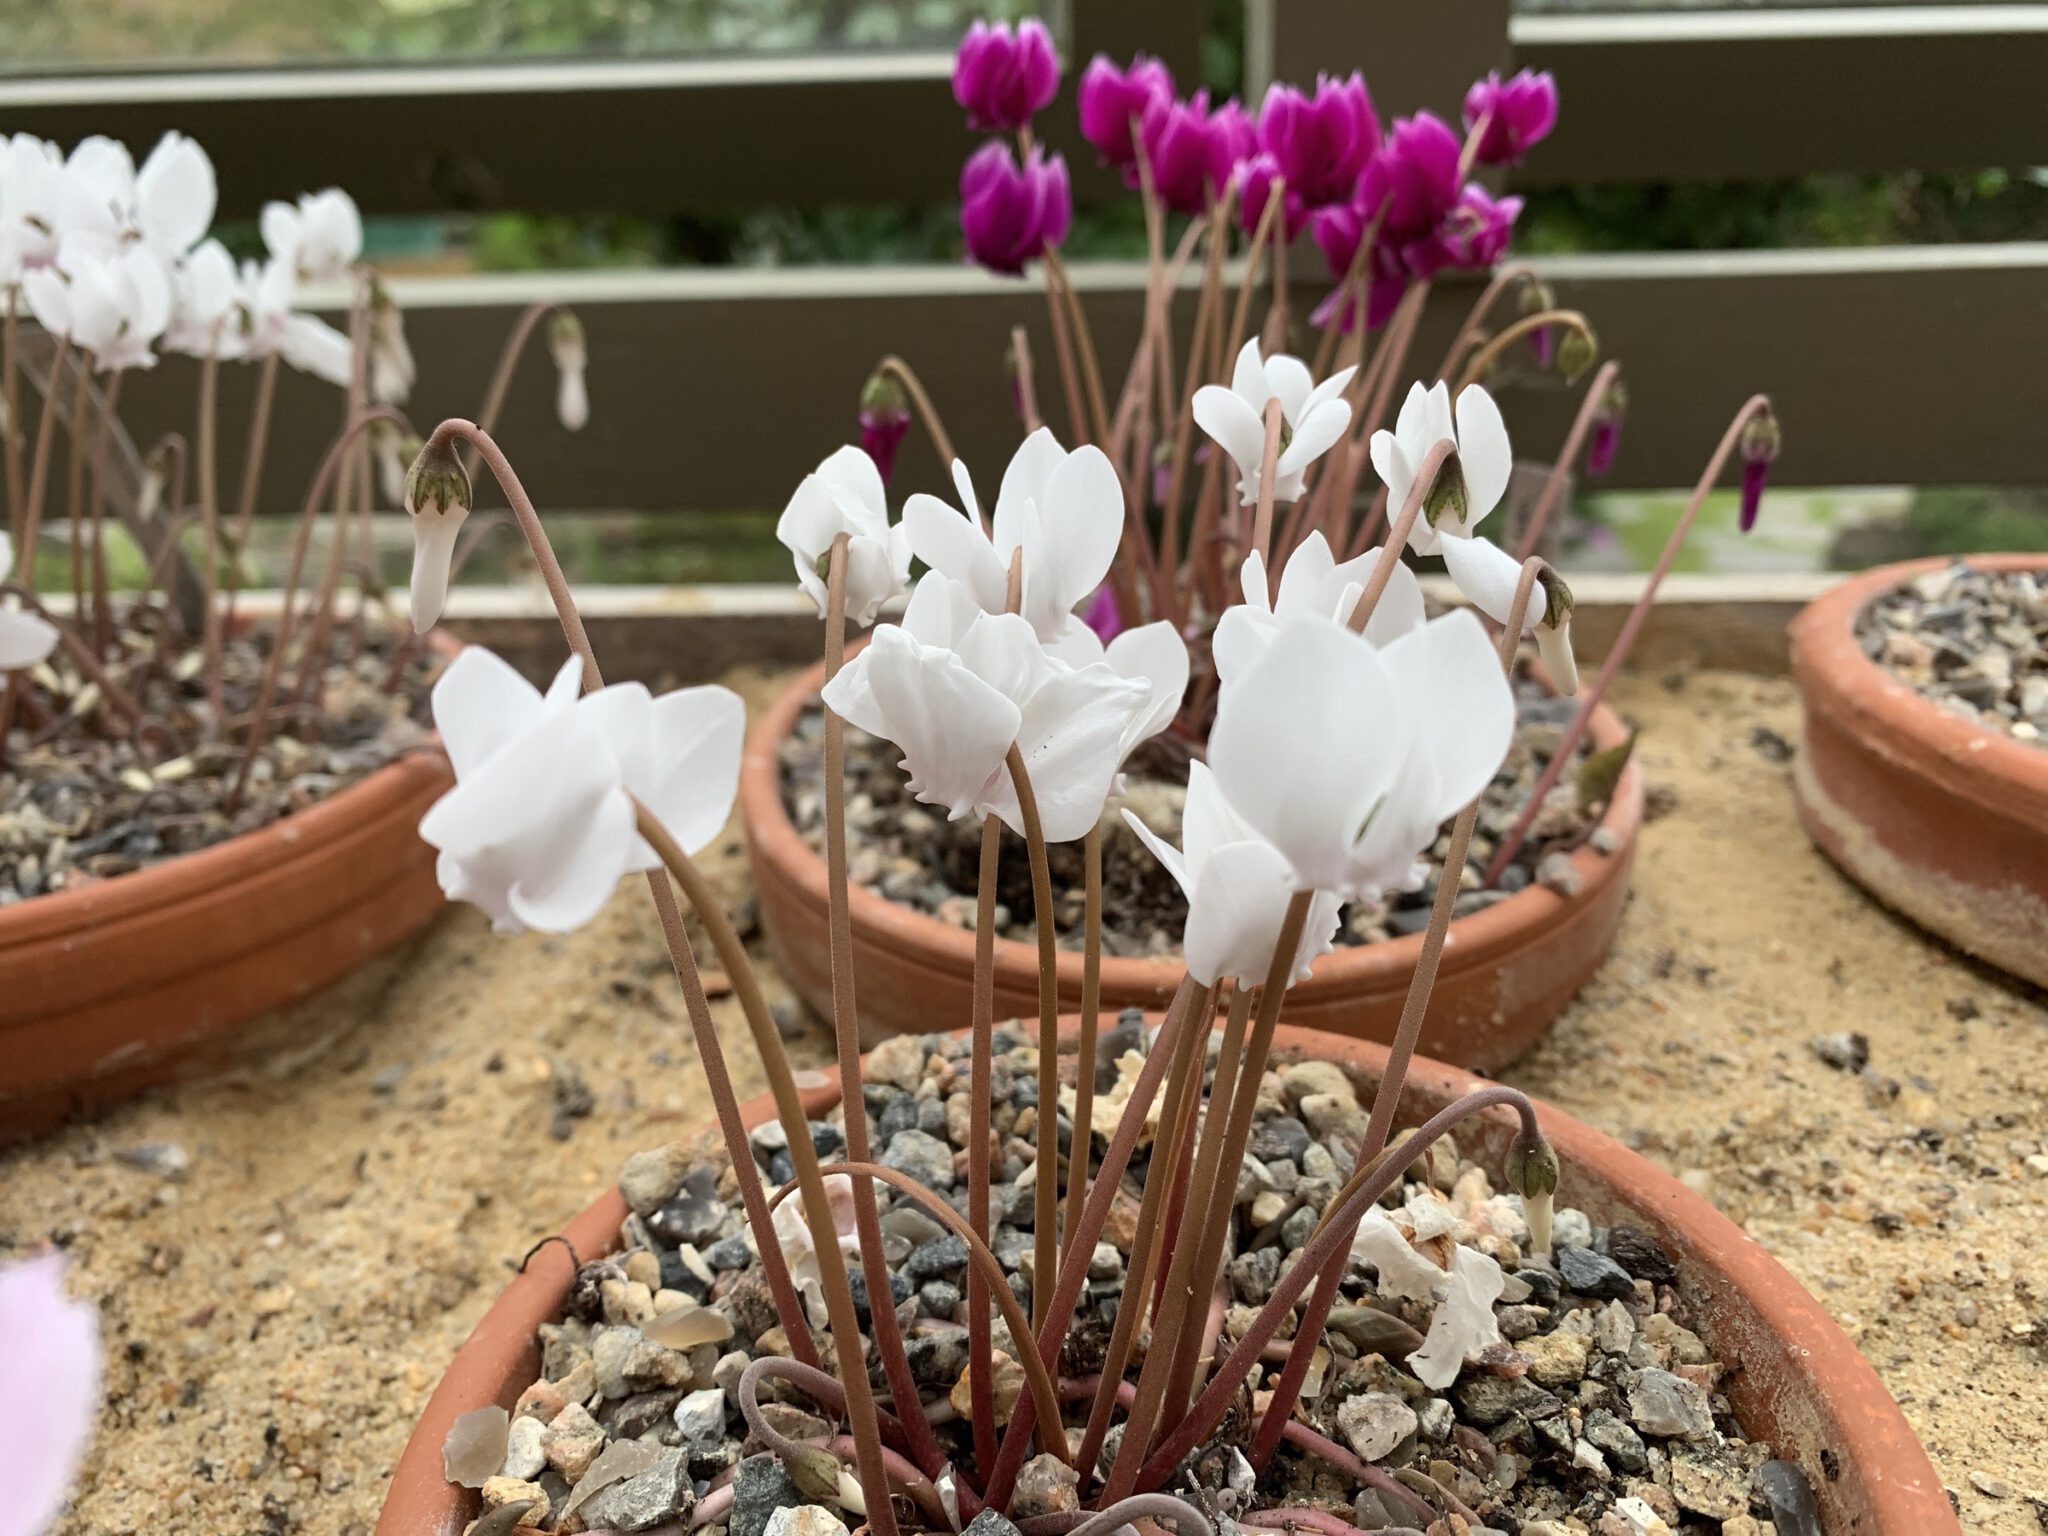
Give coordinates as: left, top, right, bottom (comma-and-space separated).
3, 666, 2044, 1536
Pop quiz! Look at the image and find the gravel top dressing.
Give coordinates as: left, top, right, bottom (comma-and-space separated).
1859, 563, 2048, 747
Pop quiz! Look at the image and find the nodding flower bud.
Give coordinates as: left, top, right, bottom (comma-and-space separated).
1518, 277, 1558, 368
1423, 450, 1469, 529
369, 277, 415, 407
1555, 323, 1597, 385
1585, 378, 1627, 479
405, 436, 473, 634
138, 439, 174, 521
1504, 1130, 1562, 1257
1738, 407, 1781, 534
857, 368, 912, 485
1534, 568, 1579, 696
549, 310, 589, 432
372, 420, 421, 509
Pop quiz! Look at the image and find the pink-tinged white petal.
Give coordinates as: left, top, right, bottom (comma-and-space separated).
0, 1254, 101, 1536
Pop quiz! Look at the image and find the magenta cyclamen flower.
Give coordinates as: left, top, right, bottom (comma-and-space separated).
1738, 411, 1781, 533
1464, 69, 1559, 167
1258, 72, 1379, 209
1309, 202, 1411, 331
1370, 112, 1463, 238
952, 18, 1060, 133
858, 378, 912, 485
1141, 90, 1232, 215
1237, 152, 1307, 242
1080, 583, 1124, 644
1405, 184, 1523, 276
960, 140, 1071, 277
1078, 53, 1175, 181
1, 1254, 101, 1536
1586, 383, 1627, 478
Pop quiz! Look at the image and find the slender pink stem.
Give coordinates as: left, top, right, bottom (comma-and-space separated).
1516, 360, 1621, 563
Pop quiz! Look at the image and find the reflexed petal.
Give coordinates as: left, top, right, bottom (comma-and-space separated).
1041, 615, 1107, 667
1027, 443, 1123, 625
1237, 548, 1273, 612
277, 313, 351, 385
1368, 429, 1414, 533
1208, 615, 1403, 893
900, 571, 982, 649
0, 531, 13, 581
1382, 609, 1517, 822
574, 682, 654, 790
507, 785, 638, 933
991, 427, 1065, 560
1121, 806, 1192, 898
841, 537, 897, 627
1340, 548, 1427, 646
776, 472, 843, 615
1302, 365, 1357, 417
1177, 760, 1259, 875
430, 646, 544, 778
1263, 353, 1314, 425
861, 629, 1021, 821
1453, 383, 1513, 527
986, 662, 1147, 842
956, 611, 1055, 709
0, 607, 58, 670
1271, 534, 1335, 619
1182, 836, 1298, 988
1104, 621, 1188, 754
1209, 604, 1277, 685
815, 444, 887, 534
1390, 381, 1432, 462
1227, 337, 1267, 401
1436, 532, 1526, 628
1193, 385, 1268, 505
635, 685, 746, 856
904, 493, 1008, 614
0, 1254, 101, 1536
1275, 398, 1351, 479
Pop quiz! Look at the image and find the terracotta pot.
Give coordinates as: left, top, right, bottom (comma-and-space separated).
0, 638, 457, 1142
1790, 554, 2048, 987
380, 1022, 1955, 1536
742, 659, 1642, 1070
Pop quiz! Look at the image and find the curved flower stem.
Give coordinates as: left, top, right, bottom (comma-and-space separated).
876, 355, 958, 477
288, 280, 373, 712
1002, 741, 1063, 1336
637, 811, 900, 1536
985, 976, 1203, 1510
819, 533, 945, 1480
779, 1160, 1071, 1473
1047, 1496, 1212, 1536
1309, 211, 1383, 383
85, 367, 122, 658
1433, 260, 1536, 384
138, 509, 196, 637
1455, 310, 1593, 397
1249, 398, 1285, 573
1227, 180, 1284, 375
1039, 261, 1090, 448
228, 350, 282, 574
1071, 982, 1215, 1480
1484, 394, 1774, 885
18, 337, 73, 589
1516, 360, 1621, 563
1062, 823, 1104, 1247
1011, 324, 1043, 434
1168, 197, 1238, 621
1253, 561, 1551, 1471
1133, 1084, 1542, 1488
736, 1357, 925, 1469
1042, 247, 1113, 451
460, 301, 562, 482
1342, 438, 1455, 634
1258, 1420, 1455, 1529
423, 418, 819, 1374
224, 408, 408, 813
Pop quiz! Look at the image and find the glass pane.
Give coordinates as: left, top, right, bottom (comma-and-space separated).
0, 0, 1055, 73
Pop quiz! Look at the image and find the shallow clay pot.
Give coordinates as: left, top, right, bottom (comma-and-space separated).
1791, 554, 2048, 987
742, 660, 1642, 1070
0, 641, 457, 1142
379, 1022, 1955, 1536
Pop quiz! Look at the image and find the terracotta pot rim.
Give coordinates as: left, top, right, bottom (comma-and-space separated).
1789, 553, 2048, 819
740, 656, 1643, 995
0, 629, 456, 947
377, 1021, 1956, 1536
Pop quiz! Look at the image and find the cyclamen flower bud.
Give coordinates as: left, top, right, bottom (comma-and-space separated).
548, 309, 589, 432
1534, 569, 1579, 696
1504, 1131, 1562, 1257
1518, 276, 1558, 368
1556, 324, 1598, 384
952, 19, 1059, 133
406, 436, 473, 633
1585, 379, 1627, 478
1739, 409, 1781, 533
1078, 53, 1175, 181
858, 369, 911, 485
1464, 69, 1560, 167
960, 141, 1071, 277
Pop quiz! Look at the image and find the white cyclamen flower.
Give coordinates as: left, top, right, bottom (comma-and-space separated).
0, 533, 58, 670
1193, 338, 1356, 507
419, 649, 745, 934
0, 1253, 101, 1536
0, 135, 70, 284
261, 188, 362, 282
822, 573, 1150, 843
1213, 532, 1423, 684
22, 243, 171, 372
1123, 761, 1341, 989
161, 239, 241, 360
777, 445, 912, 628
1372, 380, 1578, 693
236, 257, 351, 385
902, 427, 1125, 659
1206, 611, 1513, 903
132, 131, 216, 259
549, 310, 589, 432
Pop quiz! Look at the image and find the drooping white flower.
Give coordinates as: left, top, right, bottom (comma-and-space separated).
1213, 532, 1423, 683
419, 648, 745, 934
1123, 761, 1340, 989
901, 428, 1125, 658
549, 310, 589, 432
0, 532, 58, 670
161, 239, 241, 360
0, 1252, 102, 1536
1206, 610, 1513, 903
777, 445, 912, 628
1372, 380, 1579, 693
261, 188, 362, 282
236, 257, 351, 385
132, 131, 216, 259
1193, 338, 1356, 506
21, 243, 171, 372
822, 574, 1150, 843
